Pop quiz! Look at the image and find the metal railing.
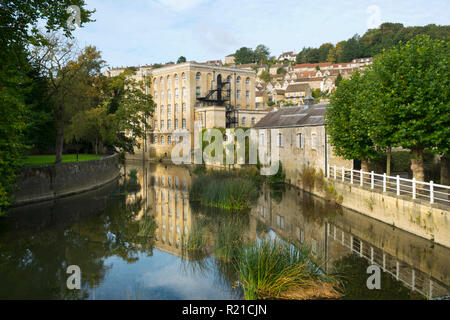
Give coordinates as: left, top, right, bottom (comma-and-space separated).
327, 164, 450, 205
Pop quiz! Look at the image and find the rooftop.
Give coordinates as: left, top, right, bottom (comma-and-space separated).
253, 104, 328, 129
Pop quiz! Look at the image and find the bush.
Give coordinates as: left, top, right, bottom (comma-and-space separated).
237, 240, 340, 300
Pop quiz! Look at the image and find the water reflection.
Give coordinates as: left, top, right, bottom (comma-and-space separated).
0, 161, 448, 299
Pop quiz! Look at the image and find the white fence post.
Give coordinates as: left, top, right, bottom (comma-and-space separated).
383, 173, 386, 192
360, 169, 363, 187
342, 167, 345, 182
412, 178, 416, 200
430, 181, 434, 204
334, 165, 336, 180
396, 175, 400, 196
371, 171, 374, 189
350, 170, 353, 184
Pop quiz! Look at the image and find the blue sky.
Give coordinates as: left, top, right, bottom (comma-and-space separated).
72, 0, 450, 68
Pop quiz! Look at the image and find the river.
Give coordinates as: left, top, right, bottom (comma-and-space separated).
0, 161, 448, 299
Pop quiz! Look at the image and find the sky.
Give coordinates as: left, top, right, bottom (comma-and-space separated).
71, 0, 450, 69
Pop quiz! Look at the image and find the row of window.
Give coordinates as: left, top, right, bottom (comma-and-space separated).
153, 135, 184, 145
154, 87, 187, 100
155, 103, 187, 115
240, 117, 257, 126
260, 132, 318, 150
154, 73, 252, 87
153, 175, 188, 188
154, 119, 187, 131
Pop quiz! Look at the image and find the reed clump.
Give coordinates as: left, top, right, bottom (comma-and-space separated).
190, 168, 260, 211
236, 240, 341, 300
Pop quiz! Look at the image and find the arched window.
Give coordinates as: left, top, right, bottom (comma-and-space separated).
227, 75, 231, 83
175, 88, 179, 98
167, 119, 172, 130
182, 103, 186, 113
167, 135, 172, 144
174, 74, 179, 82
161, 136, 165, 145
160, 105, 164, 113
251, 117, 256, 125
196, 72, 201, 81
175, 103, 179, 113
246, 77, 250, 85
182, 87, 186, 97
236, 76, 241, 84
168, 89, 171, 99
241, 117, 246, 126
182, 72, 186, 80
153, 78, 158, 86
160, 77, 164, 86
167, 75, 171, 86
154, 135, 158, 144
167, 104, 171, 115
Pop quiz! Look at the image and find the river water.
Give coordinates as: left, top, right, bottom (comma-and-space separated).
0, 161, 448, 300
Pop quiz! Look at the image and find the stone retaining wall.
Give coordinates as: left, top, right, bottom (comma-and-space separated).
13, 154, 121, 206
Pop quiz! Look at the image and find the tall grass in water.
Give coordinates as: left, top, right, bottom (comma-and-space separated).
190, 174, 259, 211
237, 240, 341, 300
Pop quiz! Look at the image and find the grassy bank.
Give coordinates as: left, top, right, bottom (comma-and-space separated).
24, 154, 103, 166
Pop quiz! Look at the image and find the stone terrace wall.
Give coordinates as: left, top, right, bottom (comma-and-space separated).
13, 154, 120, 206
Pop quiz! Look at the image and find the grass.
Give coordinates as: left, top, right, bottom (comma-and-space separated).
190, 168, 261, 211
236, 240, 341, 300
23, 154, 103, 166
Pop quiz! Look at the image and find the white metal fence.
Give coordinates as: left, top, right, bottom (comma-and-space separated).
327, 164, 450, 205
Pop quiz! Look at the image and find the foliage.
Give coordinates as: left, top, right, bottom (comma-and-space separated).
234, 47, 256, 65
326, 71, 380, 167
259, 70, 270, 83
334, 73, 343, 87
177, 56, 186, 64
276, 67, 286, 75
0, 1, 93, 214
295, 23, 450, 63
254, 45, 270, 64
237, 240, 340, 300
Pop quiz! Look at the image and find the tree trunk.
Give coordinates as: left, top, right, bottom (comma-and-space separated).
441, 155, 450, 186
361, 159, 369, 172
55, 120, 64, 164
411, 149, 425, 182
386, 147, 391, 176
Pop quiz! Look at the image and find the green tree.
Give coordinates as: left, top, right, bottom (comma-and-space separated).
177, 56, 186, 64
368, 35, 450, 181
31, 35, 105, 164
326, 71, 379, 171
334, 73, 343, 87
254, 45, 270, 64
0, 1, 93, 214
259, 70, 270, 83
234, 47, 255, 64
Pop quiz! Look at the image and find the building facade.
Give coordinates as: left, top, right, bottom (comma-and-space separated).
125, 62, 270, 159
252, 104, 353, 189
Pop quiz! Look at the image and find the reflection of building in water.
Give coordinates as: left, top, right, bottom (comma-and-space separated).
128, 162, 193, 257
249, 185, 450, 299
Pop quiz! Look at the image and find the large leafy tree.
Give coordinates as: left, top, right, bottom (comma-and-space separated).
0, 1, 93, 213
368, 35, 449, 181
234, 47, 255, 64
254, 45, 270, 64
31, 35, 105, 163
326, 71, 379, 171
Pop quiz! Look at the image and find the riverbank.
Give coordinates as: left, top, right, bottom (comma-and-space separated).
12, 153, 121, 207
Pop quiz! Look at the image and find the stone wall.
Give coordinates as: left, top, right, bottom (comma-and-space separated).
299, 177, 450, 248
13, 154, 121, 206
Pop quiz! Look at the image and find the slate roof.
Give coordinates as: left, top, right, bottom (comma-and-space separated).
285, 83, 310, 93
253, 104, 328, 129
